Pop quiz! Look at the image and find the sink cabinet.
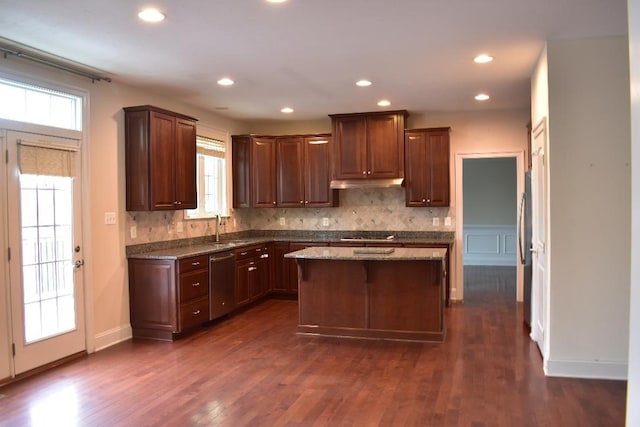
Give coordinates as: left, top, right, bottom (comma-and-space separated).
128, 254, 209, 340
124, 105, 198, 211
404, 127, 451, 207
330, 110, 408, 180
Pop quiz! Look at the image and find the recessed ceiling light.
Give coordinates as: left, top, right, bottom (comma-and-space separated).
377, 100, 391, 107
266, 0, 287, 3
138, 8, 166, 23
356, 80, 372, 87
475, 93, 490, 101
217, 78, 235, 86
281, 107, 294, 113
473, 54, 494, 64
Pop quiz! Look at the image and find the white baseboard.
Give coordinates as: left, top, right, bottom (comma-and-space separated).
93, 324, 132, 352
544, 359, 628, 380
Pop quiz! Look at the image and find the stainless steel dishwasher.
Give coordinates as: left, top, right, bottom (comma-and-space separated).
209, 251, 236, 320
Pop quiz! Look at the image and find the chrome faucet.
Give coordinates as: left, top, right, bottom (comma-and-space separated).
215, 214, 221, 242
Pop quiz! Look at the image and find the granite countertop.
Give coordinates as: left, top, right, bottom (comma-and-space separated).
284, 246, 447, 261
126, 231, 455, 260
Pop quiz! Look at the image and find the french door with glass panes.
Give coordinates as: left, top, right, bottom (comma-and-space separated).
6, 130, 86, 375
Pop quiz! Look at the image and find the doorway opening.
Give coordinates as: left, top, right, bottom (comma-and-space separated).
463, 157, 517, 303
454, 151, 525, 303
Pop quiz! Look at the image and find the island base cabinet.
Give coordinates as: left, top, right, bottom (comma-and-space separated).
296, 258, 445, 342
368, 261, 442, 333
298, 260, 366, 328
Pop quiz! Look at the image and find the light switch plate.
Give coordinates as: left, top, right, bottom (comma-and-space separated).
432, 217, 440, 226
279, 217, 286, 226
104, 212, 116, 225
130, 225, 137, 239
444, 217, 451, 226
322, 217, 329, 227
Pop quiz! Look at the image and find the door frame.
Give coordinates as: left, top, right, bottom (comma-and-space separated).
0, 70, 93, 379
454, 150, 525, 302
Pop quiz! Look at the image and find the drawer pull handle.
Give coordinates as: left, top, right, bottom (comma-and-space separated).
260, 254, 269, 259
192, 282, 200, 287
191, 261, 200, 266
241, 251, 248, 256
193, 309, 201, 315
248, 266, 257, 272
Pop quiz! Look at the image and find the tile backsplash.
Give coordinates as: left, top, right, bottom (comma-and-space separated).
125, 187, 454, 245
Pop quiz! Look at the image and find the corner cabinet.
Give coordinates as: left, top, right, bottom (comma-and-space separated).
404, 127, 451, 207
124, 105, 198, 211
329, 110, 408, 180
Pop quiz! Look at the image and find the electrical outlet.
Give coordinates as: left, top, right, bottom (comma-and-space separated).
444, 217, 451, 226
279, 217, 286, 226
176, 221, 184, 233
432, 217, 440, 226
322, 217, 330, 227
130, 225, 137, 239
104, 212, 116, 225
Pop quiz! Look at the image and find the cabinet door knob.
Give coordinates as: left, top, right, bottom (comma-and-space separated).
427, 199, 431, 203
273, 201, 276, 205
367, 171, 371, 175
300, 201, 303, 204
422, 199, 426, 203
362, 171, 367, 175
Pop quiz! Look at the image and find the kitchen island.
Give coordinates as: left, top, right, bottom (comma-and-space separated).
285, 246, 447, 342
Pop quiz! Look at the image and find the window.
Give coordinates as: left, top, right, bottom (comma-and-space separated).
0, 78, 82, 131
184, 135, 229, 219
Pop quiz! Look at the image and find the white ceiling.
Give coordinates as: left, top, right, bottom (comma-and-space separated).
0, 0, 629, 121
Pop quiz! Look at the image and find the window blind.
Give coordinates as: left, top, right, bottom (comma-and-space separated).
17, 138, 78, 177
196, 136, 225, 159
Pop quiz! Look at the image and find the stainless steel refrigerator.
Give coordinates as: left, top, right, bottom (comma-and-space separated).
519, 171, 533, 328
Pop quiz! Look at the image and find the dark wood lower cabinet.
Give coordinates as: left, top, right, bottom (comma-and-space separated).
234, 244, 271, 307
128, 254, 209, 341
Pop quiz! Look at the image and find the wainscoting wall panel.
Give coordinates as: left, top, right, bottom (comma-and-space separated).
463, 225, 517, 266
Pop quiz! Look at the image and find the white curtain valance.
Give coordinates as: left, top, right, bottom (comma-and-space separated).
18, 138, 78, 177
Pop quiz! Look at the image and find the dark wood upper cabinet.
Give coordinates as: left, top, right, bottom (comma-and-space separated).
252, 137, 277, 207
404, 127, 451, 207
277, 136, 306, 207
276, 135, 337, 208
124, 105, 198, 211
232, 136, 251, 208
330, 110, 408, 180
233, 133, 336, 208
231, 135, 277, 208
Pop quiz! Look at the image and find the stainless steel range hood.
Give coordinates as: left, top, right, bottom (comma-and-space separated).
329, 177, 404, 189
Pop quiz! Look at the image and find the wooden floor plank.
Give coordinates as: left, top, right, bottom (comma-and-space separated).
0, 267, 627, 426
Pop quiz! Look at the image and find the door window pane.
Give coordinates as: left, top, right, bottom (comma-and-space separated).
20, 175, 76, 343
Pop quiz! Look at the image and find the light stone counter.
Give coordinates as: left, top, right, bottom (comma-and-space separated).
285, 246, 447, 261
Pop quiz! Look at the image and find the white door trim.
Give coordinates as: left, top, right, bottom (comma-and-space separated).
454, 150, 525, 302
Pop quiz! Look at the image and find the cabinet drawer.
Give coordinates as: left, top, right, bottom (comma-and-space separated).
179, 255, 208, 274
235, 245, 269, 261
179, 270, 209, 302
179, 296, 209, 332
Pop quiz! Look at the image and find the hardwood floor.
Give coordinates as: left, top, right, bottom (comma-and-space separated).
0, 268, 626, 426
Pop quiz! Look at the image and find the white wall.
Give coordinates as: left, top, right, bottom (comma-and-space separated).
627, 0, 640, 422
544, 36, 631, 378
